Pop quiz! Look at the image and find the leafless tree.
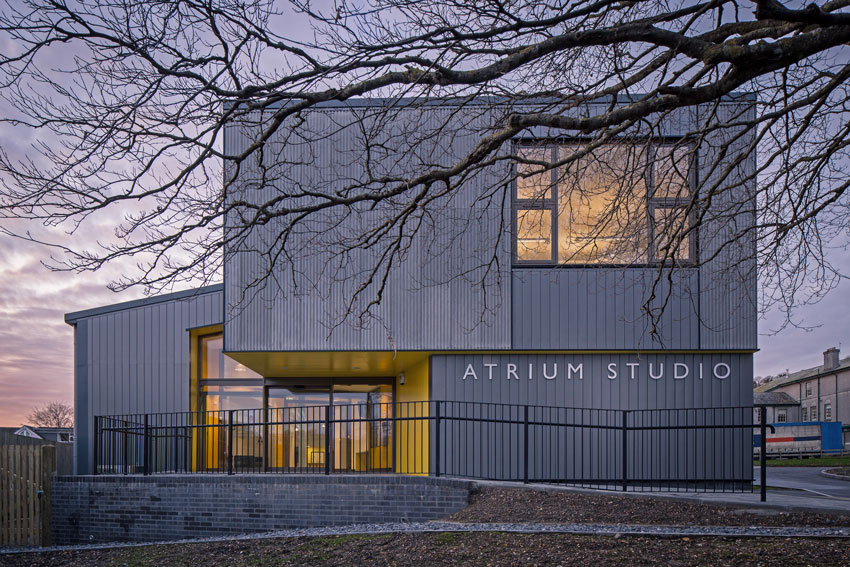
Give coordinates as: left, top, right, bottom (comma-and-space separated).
0, 0, 849, 334
27, 401, 74, 428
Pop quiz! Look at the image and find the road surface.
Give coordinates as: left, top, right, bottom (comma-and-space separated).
754, 466, 850, 499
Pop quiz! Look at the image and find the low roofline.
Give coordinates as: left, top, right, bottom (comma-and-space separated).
64, 284, 223, 325
757, 362, 850, 392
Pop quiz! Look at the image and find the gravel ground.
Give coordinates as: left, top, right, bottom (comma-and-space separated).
3, 532, 850, 567
449, 487, 850, 527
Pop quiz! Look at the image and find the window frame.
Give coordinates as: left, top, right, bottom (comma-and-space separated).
824, 403, 832, 422
511, 139, 697, 267
801, 406, 808, 422
776, 409, 787, 423
512, 144, 559, 265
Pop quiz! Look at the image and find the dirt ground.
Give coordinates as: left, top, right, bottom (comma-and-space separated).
3, 532, 850, 567
449, 487, 850, 527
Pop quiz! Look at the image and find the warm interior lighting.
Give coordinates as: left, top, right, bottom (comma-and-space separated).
514, 141, 693, 265
516, 209, 552, 261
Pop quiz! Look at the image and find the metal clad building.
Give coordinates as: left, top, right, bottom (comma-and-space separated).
66, 286, 223, 474
67, 98, 757, 481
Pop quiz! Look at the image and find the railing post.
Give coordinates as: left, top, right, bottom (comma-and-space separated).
759, 406, 767, 502
184, 423, 190, 473
172, 422, 178, 474
227, 410, 235, 475
143, 414, 150, 476
523, 405, 529, 484
123, 420, 129, 475
621, 410, 629, 492
325, 405, 332, 475
93, 416, 99, 475
262, 407, 269, 473
434, 401, 441, 477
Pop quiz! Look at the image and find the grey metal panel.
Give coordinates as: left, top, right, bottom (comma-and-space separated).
224, 104, 512, 351
431, 353, 752, 481
72, 320, 88, 474
511, 268, 700, 350
70, 288, 223, 474
696, 101, 758, 350
224, 99, 755, 353
431, 353, 752, 409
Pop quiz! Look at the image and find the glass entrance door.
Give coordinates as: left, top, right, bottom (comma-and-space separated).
266, 388, 329, 471
333, 385, 393, 472
264, 383, 393, 472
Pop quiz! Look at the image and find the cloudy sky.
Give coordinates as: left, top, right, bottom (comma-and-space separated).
0, 234, 144, 426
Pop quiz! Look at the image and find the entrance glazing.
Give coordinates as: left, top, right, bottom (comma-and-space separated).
264, 384, 393, 472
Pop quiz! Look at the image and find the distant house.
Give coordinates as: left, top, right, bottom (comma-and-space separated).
753, 391, 800, 424
755, 347, 849, 426
4, 425, 74, 443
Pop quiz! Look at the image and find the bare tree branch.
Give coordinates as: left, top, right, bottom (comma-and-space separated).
0, 0, 847, 337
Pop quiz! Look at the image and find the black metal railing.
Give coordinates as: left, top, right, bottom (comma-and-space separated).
94, 402, 758, 493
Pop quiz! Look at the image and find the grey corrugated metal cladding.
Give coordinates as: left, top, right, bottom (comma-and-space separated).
222, 99, 756, 352
68, 286, 223, 474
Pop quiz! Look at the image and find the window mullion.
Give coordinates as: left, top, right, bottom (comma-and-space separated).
551, 145, 558, 264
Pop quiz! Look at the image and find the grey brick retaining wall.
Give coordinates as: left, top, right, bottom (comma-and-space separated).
51, 475, 473, 544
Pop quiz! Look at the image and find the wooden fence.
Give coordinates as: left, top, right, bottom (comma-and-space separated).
0, 438, 56, 547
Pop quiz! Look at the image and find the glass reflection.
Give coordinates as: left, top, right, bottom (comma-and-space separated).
200, 335, 262, 379
557, 144, 647, 264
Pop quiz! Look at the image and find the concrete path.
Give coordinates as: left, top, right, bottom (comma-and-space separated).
754, 466, 850, 499
657, 487, 850, 513
474, 478, 850, 514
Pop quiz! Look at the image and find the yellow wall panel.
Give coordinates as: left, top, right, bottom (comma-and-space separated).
395, 357, 429, 475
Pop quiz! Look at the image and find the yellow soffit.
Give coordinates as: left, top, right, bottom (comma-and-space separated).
225, 349, 755, 378
226, 351, 430, 377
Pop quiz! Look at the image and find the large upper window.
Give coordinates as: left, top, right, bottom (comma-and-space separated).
513, 141, 694, 265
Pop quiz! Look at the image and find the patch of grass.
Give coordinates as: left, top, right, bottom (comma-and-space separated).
109, 547, 151, 567
755, 455, 850, 468
435, 531, 463, 545
321, 533, 380, 546
107, 545, 181, 567
293, 533, 382, 560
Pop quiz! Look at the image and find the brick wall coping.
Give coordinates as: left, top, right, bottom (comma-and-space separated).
54, 474, 473, 489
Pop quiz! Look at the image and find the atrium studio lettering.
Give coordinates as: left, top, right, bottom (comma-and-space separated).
460, 361, 732, 382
